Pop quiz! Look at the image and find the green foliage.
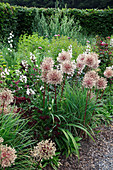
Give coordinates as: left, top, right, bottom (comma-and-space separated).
0, 112, 35, 169
1, 0, 113, 9
17, 34, 85, 63
0, 2, 113, 42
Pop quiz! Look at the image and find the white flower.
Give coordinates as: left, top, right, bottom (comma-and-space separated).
20, 75, 27, 83
15, 70, 21, 76
1, 72, 6, 78
26, 88, 35, 95
5, 68, 10, 75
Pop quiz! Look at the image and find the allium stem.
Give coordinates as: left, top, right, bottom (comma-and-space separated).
54, 84, 57, 111
96, 90, 100, 101
47, 84, 49, 102
84, 90, 89, 125
35, 158, 41, 170
100, 89, 105, 100
43, 82, 46, 108
61, 74, 66, 97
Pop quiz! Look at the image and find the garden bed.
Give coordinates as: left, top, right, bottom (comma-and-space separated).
44, 120, 113, 170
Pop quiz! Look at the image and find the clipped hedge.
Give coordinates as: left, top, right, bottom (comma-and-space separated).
0, 2, 113, 41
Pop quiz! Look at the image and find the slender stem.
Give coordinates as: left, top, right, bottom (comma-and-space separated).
43, 82, 46, 108
100, 89, 105, 100
47, 84, 49, 102
54, 84, 57, 112
96, 90, 99, 101
61, 74, 66, 97
35, 159, 41, 170
84, 90, 89, 125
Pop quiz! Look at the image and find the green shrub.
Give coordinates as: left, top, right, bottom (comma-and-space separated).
17, 34, 85, 63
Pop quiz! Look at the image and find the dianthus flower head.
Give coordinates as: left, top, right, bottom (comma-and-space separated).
104, 67, 113, 78
31, 139, 56, 160
82, 76, 95, 89
0, 88, 14, 106
84, 70, 99, 81
47, 69, 63, 85
0, 144, 17, 168
57, 51, 72, 63
60, 60, 76, 75
96, 77, 107, 90
40, 57, 54, 72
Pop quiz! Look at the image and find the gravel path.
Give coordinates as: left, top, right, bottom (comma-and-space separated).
44, 121, 113, 170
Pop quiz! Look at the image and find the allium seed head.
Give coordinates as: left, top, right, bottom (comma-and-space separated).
61, 60, 76, 75
0, 144, 17, 168
76, 53, 86, 63
47, 69, 63, 85
57, 51, 71, 63
82, 76, 95, 89
96, 77, 107, 89
104, 67, 113, 78
84, 70, 99, 81
31, 139, 56, 160
0, 88, 14, 106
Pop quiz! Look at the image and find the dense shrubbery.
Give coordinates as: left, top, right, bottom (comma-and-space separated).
0, 2, 113, 42
1, 0, 113, 9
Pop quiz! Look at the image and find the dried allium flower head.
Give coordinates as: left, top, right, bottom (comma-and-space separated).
0, 144, 17, 168
96, 77, 107, 89
61, 60, 76, 75
0, 137, 4, 143
47, 69, 63, 85
76, 53, 86, 63
57, 51, 71, 63
82, 76, 95, 89
40, 57, 54, 72
76, 61, 85, 71
84, 53, 98, 68
104, 67, 113, 78
31, 139, 56, 160
0, 88, 14, 106
84, 70, 99, 81
41, 71, 48, 82
0, 105, 17, 115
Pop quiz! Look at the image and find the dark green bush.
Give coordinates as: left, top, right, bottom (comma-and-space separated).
0, 2, 113, 42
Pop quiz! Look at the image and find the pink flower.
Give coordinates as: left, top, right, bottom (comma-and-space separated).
57, 51, 72, 63
47, 69, 63, 85
61, 60, 76, 75
0, 144, 17, 168
104, 67, 113, 78
38, 47, 42, 49
96, 77, 107, 89
82, 76, 95, 89
107, 37, 111, 39
57, 34, 60, 36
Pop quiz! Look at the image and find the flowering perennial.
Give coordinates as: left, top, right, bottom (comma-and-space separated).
31, 139, 56, 160
104, 67, 113, 78
0, 141, 17, 168
47, 69, 63, 85
0, 88, 14, 106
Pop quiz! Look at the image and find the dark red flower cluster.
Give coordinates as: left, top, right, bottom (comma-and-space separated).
39, 115, 50, 120
14, 96, 31, 104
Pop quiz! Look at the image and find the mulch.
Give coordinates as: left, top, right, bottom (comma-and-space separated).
43, 120, 113, 170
